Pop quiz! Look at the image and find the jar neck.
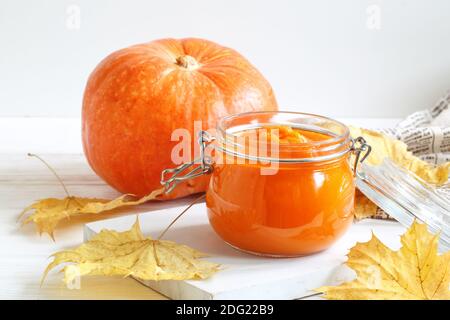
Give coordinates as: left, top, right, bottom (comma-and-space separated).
215, 112, 352, 164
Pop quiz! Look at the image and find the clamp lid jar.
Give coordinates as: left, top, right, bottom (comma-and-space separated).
162, 111, 370, 257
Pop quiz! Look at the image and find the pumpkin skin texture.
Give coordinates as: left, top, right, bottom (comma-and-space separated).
82, 38, 278, 199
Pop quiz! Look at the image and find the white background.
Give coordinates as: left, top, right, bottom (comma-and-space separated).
1, 0, 450, 118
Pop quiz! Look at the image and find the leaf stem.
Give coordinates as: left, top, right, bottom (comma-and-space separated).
28, 153, 71, 197
157, 193, 206, 240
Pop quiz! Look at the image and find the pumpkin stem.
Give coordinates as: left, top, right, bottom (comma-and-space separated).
176, 55, 200, 70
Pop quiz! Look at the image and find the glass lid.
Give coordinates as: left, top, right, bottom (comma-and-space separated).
356, 159, 450, 252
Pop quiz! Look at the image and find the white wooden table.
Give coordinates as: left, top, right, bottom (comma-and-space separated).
0, 117, 401, 300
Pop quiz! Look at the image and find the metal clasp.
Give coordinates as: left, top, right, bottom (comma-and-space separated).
350, 136, 372, 175
160, 130, 215, 193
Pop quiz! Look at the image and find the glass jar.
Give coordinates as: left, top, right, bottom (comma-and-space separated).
161, 111, 370, 257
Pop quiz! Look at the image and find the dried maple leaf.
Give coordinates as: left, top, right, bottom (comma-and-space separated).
19, 188, 164, 239
317, 221, 450, 300
349, 127, 449, 185
42, 218, 220, 284
354, 190, 391, 221
354, 190, 378, 220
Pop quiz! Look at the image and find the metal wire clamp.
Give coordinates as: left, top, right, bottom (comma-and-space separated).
350, 136, 372, 175
160, 130, 215, 193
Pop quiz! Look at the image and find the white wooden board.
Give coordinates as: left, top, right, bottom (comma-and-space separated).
85, 203, 406, 300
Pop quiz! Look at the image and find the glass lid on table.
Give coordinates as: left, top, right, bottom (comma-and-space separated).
356, 159, 450, 252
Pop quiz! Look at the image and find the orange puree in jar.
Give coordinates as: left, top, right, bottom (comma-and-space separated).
206, 123, 355, 256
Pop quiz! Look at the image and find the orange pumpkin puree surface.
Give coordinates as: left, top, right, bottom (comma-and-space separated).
206, 125, 354, 256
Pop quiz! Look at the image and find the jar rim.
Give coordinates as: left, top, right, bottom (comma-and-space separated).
215, 111, 352, 163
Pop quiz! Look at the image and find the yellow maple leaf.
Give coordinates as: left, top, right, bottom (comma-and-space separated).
354, 190, 392, 221
317, 221, 450, 300
353, 190, 379, 220
42, 218, 220, 284
349, 127, 449, 185
19, 188, 164, 239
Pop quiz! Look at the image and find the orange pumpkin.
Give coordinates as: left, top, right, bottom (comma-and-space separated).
82, 38, 278, 199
